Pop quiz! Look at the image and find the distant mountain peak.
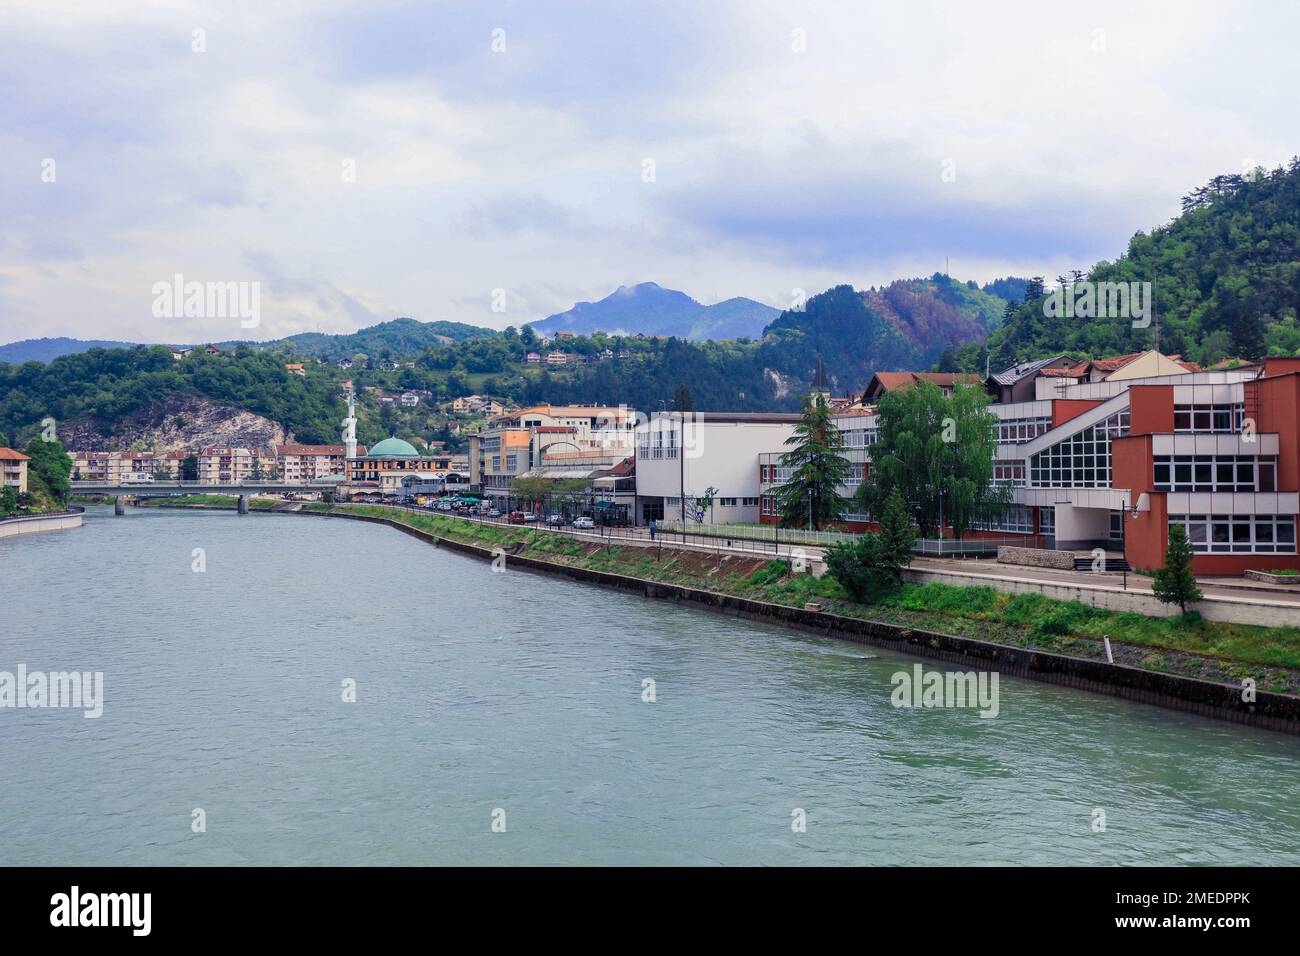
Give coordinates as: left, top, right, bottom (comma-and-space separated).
528, 283, 776, 341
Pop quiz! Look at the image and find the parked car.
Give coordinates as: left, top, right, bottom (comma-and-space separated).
547, 513, 566, 526
521, 511, 538, 523
573, 516, 595, 530
486, 508, 502, 518
508, 511, 527, 524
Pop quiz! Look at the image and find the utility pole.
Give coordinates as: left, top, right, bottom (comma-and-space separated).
678, 412, 686, 528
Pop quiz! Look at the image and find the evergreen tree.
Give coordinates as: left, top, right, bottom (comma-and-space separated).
773, 394, 853, 529
824, 493, 914, 601
877, 488, 917, 581
1153, 524, 1202, 614
673, 383, 694, 412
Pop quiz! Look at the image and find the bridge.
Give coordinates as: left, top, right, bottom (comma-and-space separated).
70, 479, 333, 514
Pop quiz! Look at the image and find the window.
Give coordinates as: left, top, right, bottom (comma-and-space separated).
1039, 506, 1055, 534
994, 461, 1026, 486
1172, 403, 1243, 434
1168, 514, 1296, 554
1029, 410, 1129, 488
997, 417, 1051, 444
1154, 455, 1276, 493
979, 504, 1034, 533
742, 497, 759, 507
1109, 511, 1124, 540
720, 497, 737, 507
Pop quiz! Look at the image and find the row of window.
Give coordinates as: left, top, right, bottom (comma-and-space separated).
993, 461, 1026, 486
1168, 514, 1296, 554
997, 417, 1051, 444
978, 504, 1035, 533
1154, 455, 1276, 493
1173, 403, 1244, 434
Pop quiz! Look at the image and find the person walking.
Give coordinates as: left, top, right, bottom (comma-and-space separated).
649, 519, 656, 541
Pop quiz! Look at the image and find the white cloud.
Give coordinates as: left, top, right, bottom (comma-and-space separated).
0, 0, 1297, 344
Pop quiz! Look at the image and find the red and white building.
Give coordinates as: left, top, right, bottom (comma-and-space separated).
754, 350, 1300, 574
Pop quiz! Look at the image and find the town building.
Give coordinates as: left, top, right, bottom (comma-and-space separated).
636, 411, 802, 525
345, 438, 463, 495
274, 444, 360, 482
750, 350, 1300, 574
1, 448, 30, 494
70, 450, 187, 482
469, 404, 638, 505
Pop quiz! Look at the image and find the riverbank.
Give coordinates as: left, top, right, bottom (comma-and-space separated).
141, 496, 1300, 733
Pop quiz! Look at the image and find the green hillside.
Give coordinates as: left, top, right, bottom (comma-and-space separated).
987, 160, 1300, 368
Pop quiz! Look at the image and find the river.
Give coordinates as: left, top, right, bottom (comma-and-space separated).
3, 505, 1299, 865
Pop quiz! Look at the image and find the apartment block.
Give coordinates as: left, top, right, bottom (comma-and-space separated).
0, 448, 30, 494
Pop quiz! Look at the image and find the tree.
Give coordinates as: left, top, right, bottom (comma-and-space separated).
672, 383, 694, 412
856, 379, 1007, 539
877, 488, 917, 581
0, 486, 16, 516
23, 437, 72, 510
181, 455, 199, 481
824, 489, 916, 602
1153, 524, 1202, 614
773, 394, 853, 529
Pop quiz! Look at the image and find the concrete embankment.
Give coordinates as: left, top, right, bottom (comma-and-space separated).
273, 507, 1300, 737
0, 508, 83, 539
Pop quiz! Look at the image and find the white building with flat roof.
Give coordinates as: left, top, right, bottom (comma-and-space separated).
635, 411, 802, 525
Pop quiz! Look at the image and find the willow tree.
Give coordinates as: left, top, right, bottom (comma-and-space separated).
856, 380, 1006, 539
773, 394, 853, 529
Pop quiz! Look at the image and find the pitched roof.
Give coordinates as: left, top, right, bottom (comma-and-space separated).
866, 371, 980, 397
0, 447, 30, 461
988, 355, 1072, 386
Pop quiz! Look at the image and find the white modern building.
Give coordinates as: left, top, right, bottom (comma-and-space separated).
635, 411, 802, 525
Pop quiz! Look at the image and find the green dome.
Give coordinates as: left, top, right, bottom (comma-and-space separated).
367, 437, 420, 457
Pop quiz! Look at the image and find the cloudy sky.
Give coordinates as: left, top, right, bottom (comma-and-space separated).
1, 0, 1296, 345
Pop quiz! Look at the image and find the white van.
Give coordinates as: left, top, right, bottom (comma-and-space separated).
121, 472, 155, 484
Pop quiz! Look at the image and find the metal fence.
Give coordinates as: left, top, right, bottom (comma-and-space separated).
656, 520, 858, 548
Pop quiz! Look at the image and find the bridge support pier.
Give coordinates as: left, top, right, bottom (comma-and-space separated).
237, 494, 249, 515
114, 495, 126, 516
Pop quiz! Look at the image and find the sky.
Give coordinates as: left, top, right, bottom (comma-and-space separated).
1, 0, 1297, 345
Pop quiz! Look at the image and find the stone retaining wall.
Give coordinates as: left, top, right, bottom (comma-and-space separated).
997, 546, 1076, 570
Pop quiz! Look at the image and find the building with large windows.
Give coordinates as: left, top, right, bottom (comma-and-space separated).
751, 349, 1300, 574
468, 404, 638, 506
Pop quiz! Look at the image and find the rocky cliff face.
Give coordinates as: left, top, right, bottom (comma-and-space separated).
60, 393, 292, 451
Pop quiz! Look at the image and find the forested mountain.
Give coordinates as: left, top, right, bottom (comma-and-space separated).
0, 273, 1023, 446
986, 160, 1300, 369
260, 317, 493, 357
528, 282, 781, 340
0, 337, 143, 364
759, 274, 1011, 394
0, 318, 494, 366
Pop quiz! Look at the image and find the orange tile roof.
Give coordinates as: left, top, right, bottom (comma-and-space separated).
0, 447, 30, 461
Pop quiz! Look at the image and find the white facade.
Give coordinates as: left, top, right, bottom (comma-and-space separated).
635, 412, 800, 524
